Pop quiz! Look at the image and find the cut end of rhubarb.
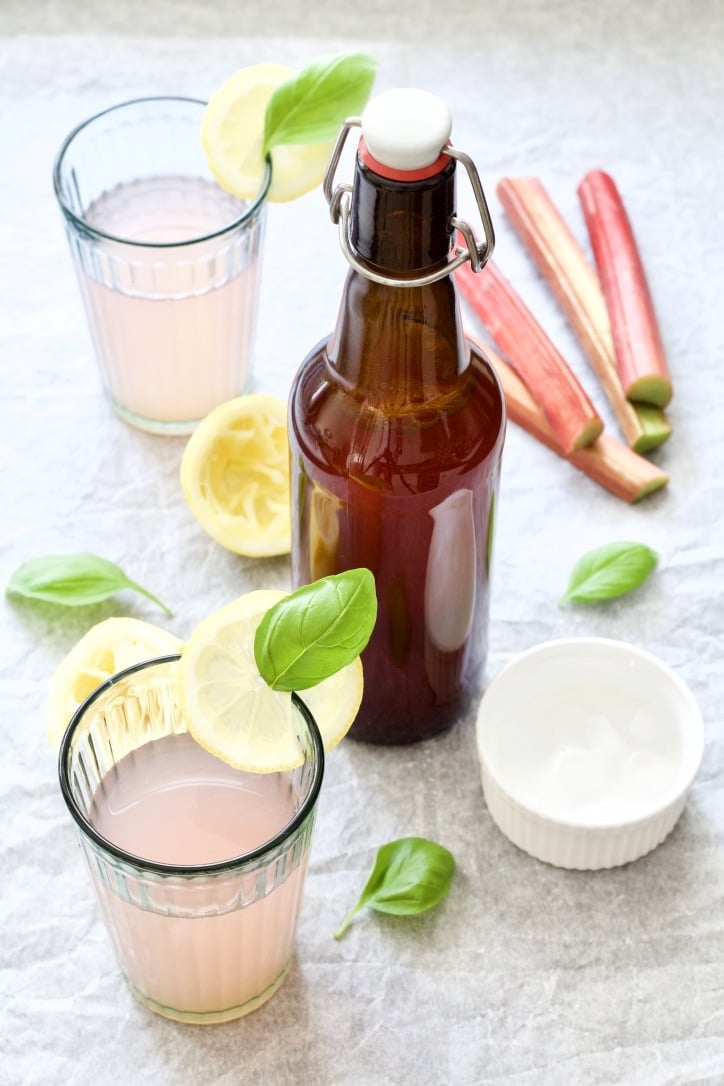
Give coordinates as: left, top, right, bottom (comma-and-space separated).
627, 374, 673, 409
631, 403, 672, 454
573, 417, 605, 450
631, 471, 669, 503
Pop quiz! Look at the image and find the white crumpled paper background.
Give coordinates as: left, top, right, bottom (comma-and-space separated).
2, 2, 723, 1083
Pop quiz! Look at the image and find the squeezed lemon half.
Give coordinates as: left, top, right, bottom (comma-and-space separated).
47, 617, 183, 750
178, 589, 364, 772
180, 393, 291, 557
201, 63, 335, 203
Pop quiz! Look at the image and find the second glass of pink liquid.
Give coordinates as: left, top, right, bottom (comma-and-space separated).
59, 655, 324, 1024
53, 97, 270, 434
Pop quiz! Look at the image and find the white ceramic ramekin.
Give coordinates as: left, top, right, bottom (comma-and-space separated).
475, 638, 704, 870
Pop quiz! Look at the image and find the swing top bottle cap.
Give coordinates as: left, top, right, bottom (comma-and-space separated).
360, 88, 452, 175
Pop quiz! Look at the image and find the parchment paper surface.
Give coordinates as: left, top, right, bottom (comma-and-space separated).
2, 4, 723, 1083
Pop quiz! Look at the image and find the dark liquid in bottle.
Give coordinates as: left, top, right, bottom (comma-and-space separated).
290, 333, 504, 743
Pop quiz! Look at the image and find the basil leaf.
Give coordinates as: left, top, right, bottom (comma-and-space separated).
334, 837, 455, 940
559, 541, 658, 605
263, 53, 377, 151
6, 553, 172, 615
254, 568, 376, 691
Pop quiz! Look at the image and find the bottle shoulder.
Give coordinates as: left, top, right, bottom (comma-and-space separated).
291, 335, 503, 413
290, 337, 505, 486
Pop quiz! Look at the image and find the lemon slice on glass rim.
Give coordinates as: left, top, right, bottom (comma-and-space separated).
180, 393, 291, 558
47, 617, 183, 751
201, 63, 335, 203
178, 589, 364, 773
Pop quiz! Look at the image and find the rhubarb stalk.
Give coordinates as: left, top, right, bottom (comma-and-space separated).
497, 177, 671, 453
481, 343, 668, 503
456, 254, 603, 455
578, 170, 672, 408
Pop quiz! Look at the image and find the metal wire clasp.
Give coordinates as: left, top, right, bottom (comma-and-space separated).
322, 118, 495, 288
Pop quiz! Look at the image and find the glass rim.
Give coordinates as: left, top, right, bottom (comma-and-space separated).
58, 654, 325, 878
52, 95, 272, 250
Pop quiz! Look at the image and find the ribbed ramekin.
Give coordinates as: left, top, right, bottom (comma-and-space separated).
476, 638, 704, 870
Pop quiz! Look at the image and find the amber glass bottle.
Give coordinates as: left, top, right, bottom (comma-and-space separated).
289, 91, 505, 744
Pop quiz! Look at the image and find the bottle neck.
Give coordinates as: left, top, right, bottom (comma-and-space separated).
327, 152, 467, 399
350, 151, 457, 275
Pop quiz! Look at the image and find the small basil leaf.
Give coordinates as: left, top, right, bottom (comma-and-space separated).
6, 553, 172, 615
263, 53, 377, 151
559, 541, 658, 605
254, 568, 376, 691
334, 837, 455, 940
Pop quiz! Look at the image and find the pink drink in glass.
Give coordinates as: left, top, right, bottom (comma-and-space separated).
60, 658, 323, 1024
88, 733, 308, 1020
77, 177, 263, 429
53, 98, 268, 434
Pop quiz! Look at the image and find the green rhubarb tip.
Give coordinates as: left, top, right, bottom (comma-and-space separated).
632, 473, 669, 502
628, 374, 673, 410
631, 403, 673, 454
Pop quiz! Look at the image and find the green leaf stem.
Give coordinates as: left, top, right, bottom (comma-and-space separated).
334, 837, 455, 940
6, 553, 172, 615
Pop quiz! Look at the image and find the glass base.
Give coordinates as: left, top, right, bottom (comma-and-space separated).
129, 962, 290, 1024
108, 395, 202, 436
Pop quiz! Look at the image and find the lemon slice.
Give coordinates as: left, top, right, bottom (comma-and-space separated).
201, 63, 335, 203
47, 617, 183, 750
181, 393, 291, 557
178, 589, 363, 772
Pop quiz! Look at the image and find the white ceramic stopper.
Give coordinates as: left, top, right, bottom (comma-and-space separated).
360, 88, 452, 171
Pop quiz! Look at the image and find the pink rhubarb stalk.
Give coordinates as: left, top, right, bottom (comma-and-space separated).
456, 254, 603, 455
483, 343, 668, 503
578, 169, 672, 408
497, 176, 671, 453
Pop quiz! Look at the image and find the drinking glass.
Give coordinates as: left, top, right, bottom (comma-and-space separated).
59, 656, 324, 1024
53, 97, 270, 434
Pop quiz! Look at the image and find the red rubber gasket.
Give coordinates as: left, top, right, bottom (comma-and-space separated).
359, 137, 449, 181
